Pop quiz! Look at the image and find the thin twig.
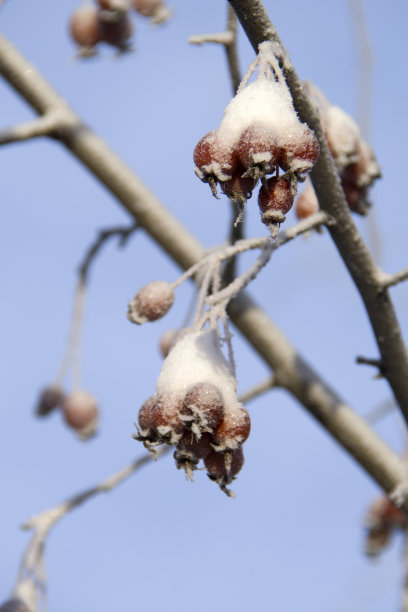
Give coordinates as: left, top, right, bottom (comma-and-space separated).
0, 109, 77, 145
378, 267, 408, 290
238, 375, 275, 404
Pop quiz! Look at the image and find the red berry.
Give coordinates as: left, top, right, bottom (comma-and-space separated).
151, 393, 185, 443
136, 395, 159, 441
236, 124, 279, 174
177, 430, 214, 460
35, 385, 64, 417
278, 125, 319, 175
62, 390, 98, 438
98, 10, 133, 49
213, 406, 250, 450
258, 177, 294, 225
69, 5, 101, 49
181, 382, 224, 435
128, 281, 174, 324
220, 166, 257, 204
193, 130, 239, 183
204, 447, 244, 485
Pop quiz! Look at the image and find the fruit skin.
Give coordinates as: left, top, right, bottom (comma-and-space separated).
136, 395, 160, 442
69, 5, 101, 48
35, 385, 64, 417
278, 125, 319, 175
295, 182, 319, 220
213, 406, 250, 451
127, 281, 174, 325
219, 167, 257, 205
236, 124, 279, 174
258, 177, 294, 225
204, 446, 244, 485
176, 430, 214, 461
193, 130, 239, 183
98, 10, 133, 49
181, 382, 224, 435
62, 390, 98, 438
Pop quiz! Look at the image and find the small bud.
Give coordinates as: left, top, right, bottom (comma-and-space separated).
128, 280, 174, 325
62, 390, 99, 440
35, 385, 64, 417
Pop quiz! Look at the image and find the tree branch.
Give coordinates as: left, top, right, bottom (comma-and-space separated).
1, 33, 408, 508
227, 0, 408, 428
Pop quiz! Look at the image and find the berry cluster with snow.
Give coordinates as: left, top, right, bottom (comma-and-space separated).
298, 82, 381, 217
193, 41, 319, 235
134, 329, 250, 496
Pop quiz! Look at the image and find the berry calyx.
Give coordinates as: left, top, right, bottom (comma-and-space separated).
204, 446, 244, 486
127, 280, 175, 325
219, 166, 257, 205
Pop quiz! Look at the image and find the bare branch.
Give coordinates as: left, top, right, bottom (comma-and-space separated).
1, 33, 408, 508
189, 32, 234, 46
238, 375, 275, 404
227, 0, 408, 427
378, 267, 408, 290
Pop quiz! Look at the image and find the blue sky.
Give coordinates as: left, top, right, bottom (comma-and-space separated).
1, 1, 408, 611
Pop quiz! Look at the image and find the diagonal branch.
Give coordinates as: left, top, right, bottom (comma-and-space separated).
227, 0, 408, 427
1, 33, 408, 508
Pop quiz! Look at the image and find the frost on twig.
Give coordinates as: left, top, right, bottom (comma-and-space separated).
13, 450, 168, 612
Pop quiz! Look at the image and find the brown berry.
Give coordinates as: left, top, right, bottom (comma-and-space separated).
177, 430, 213, 460
151, 393, 185, 443
35, 385, 64, 417
214, 406, 250, 450
69, 5, 101, 49
258, 177, 294, 225
205, 446, 244, 485
341, 176, 370, 215
127, 280, 174, 325
98, 10, 133, 49
295, 182, 319, 220
136, 395, 159, 442
236, 124, 279, 174
62, 390, 98, 439
181, 382, 224, 436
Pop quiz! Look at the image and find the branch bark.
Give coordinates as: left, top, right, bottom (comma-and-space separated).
1, 33, 408, 508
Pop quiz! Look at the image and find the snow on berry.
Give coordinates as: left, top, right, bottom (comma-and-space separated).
128, 280, 174, 324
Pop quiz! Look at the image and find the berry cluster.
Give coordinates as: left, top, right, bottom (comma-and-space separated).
135, 329, 250, 496
364, 495, 407, 557
299, 82, 381, 217
36, 385, 99, 440
193, 42, 319, 235
69, 0, 171, 57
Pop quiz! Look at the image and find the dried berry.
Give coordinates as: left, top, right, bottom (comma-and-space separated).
205, 446, 244, 485
150, 393, 185, 444
62, 390, 98, 439
0, 599, 32, 612
69, 5, 101, 51
181, 382, 224, 436
258, 176, 294, 225
135, 395, 160, 442
127, 280, 174, 324
98, 9, 133, 50
214, 405, 250, 451
35, 385, 64, 417
236, 123, 279, 177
